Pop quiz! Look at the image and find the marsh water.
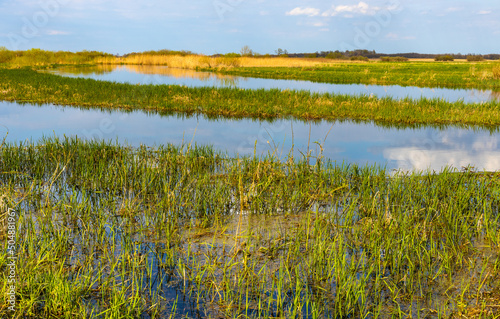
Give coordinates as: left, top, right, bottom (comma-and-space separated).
5, 67, 500, 318
2, 100, 499, 171
43, 65, 500, 103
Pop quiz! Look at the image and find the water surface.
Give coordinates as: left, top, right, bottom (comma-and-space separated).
2, 100, 499, 171
43, 65, 500, 104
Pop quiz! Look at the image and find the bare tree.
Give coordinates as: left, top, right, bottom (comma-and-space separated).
240, 45, 253, 57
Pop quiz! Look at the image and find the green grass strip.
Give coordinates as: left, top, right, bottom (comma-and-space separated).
1, 67, 500, 127
206, 62, 500, 90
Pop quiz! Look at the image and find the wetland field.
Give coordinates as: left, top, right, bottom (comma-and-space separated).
1, 50, 500, 318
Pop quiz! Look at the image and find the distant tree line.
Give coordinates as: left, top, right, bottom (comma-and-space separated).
1, 47, 498, 64
123, 49, 194, 58
126, 49, 500, 60
281, 50, 500, 60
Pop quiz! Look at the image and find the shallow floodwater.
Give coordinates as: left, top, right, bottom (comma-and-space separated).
43, 65, 500, 103
2, 100, 499, 171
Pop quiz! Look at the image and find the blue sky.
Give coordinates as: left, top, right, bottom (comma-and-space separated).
0, 0, 498, 55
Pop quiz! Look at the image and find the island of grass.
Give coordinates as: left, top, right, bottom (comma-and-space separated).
2, 48, 500, 89
1, 67, 500, 127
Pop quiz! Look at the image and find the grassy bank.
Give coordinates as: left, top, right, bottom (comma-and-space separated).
0, 137, 499, 318
5, 49, 500, 90
208, 62, 500, 90
1, 68, 500, 127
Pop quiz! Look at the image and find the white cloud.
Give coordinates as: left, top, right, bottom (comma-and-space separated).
286, 7, 320, 17
46, 30, 70, 36
322, 2, 380, 17
385, 32, 415, 40
312, 22, 327, 27
384, 131, 500, 172
286, 2, 387, 19
446, 7, 462, 12
478, 10, 492, 15
385, 32, 398, 39
384, 147, 500, 172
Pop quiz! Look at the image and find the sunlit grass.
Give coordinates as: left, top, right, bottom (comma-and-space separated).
212, 62, 500, 90
2, 67, 500, 127
4, 48, 500, 90
94, 54, 340, 69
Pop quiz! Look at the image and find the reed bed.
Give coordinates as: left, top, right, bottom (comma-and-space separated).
0, 136, 499, 318
94, 55, 337, 69
2, 68, 500, 127
0, 48, 112, 66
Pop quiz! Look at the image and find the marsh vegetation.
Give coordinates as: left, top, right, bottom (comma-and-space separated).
2, 68, 500, 126
1, 50, 500, 318
1, 138, 499, 318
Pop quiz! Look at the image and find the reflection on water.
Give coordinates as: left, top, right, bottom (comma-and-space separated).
1, 100, 499, 171
491, 90, 500, 100
383, 131, 500, 171
50, 64, 116, 76
45, 64, 240, 87
125, 64, 238, 85
43, 65, 500, 103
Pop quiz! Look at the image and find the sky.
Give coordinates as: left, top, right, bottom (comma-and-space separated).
0, 0, 499, 55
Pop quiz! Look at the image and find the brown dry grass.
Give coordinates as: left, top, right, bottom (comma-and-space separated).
95, 54, 343, 69
238, 56, 340, 67
492, 65, 500, 79
405, 58, 470, 62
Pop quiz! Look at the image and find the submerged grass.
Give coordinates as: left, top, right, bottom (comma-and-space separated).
1, 67, 500, 127
0, 136, 499, 318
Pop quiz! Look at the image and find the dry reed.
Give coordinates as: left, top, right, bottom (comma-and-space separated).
95, 54, 341, 69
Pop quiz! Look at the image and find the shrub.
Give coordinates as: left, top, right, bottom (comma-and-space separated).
223, 53, 241, 58
0, 47, 15, 63
466, 55, 484, 62
435, 55, 454, 61
326, 52, 347, 60
138, 49, 193, 56
380, 56, 409, 62
350, 56, 369, 61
